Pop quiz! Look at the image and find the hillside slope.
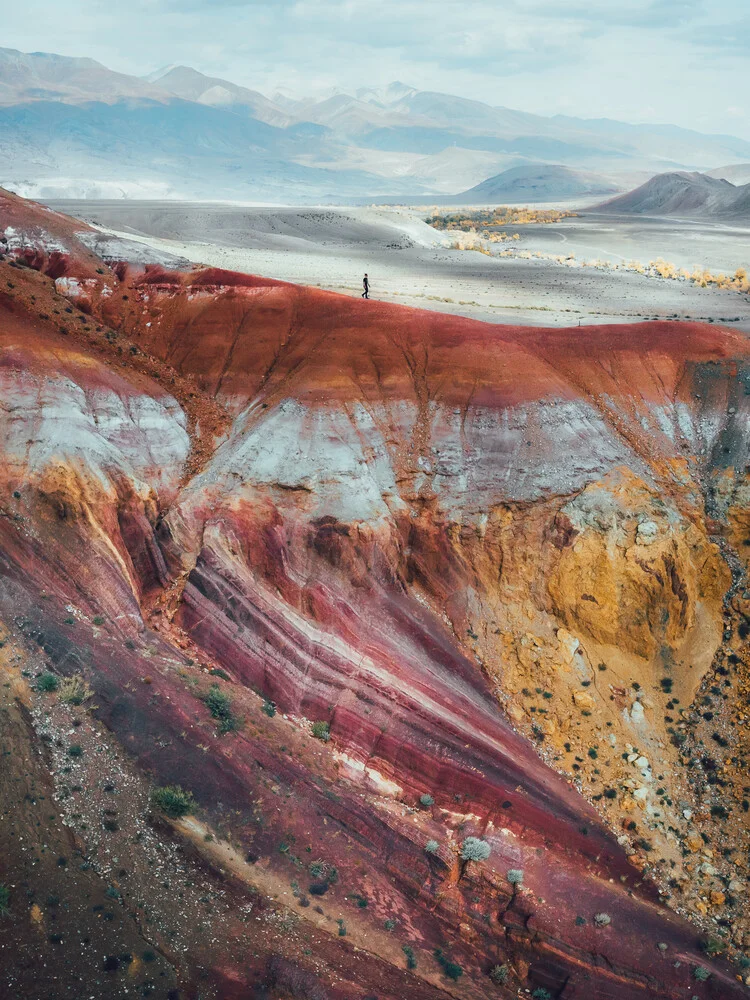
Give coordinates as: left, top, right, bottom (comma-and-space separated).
456, 164, 619, 202
596, 170, 750, 220
1, 188, 750, 999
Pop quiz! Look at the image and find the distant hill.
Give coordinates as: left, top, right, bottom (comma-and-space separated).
595, 171, 750, 221
456, 164, 620, 203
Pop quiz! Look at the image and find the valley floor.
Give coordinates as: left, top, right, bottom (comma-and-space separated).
48, 200, 750, 332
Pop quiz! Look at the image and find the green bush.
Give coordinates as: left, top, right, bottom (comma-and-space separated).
262, 700, 276, 717
489, 963, 509, 985
204, 684, 240, 733
461, 837, 491, 862
693, 966, 710, 981
532, 990, 552, 1000
0, 885, 9, 915
419, 793, 434, 808
67, 744, 84, 758
506, 868, 524, 886
402, 945, 417, 970
150, 784, 195, 819
37, 673, 58, 693
434, 949, 463, 981
700, 935, 724, 957
311, 721, 330, 742
425, 839, 439, 855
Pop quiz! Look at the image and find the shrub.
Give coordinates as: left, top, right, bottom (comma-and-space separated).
37, 672, 59, 692
311, 721, 330, 742
419, 793, 434, 808
59, 674, 93, 705
262, 700, 276, 718
204, 684, 240, 733
506, 868, 524, 886
461, 837, 491, 862
489, 963, 509, 985
425, 839, 439, 855
700, 935, 724, 957
594, 912, 611, 927
402, 945, 417, 970
92, 616, 106, 626
150, 784, 195, 819
0, 885, 9, 915
67, 744, 84, 758
384, 919, 397, 931
434, 949, 463, 981
693, 966, 710, 981
532, 990, 552, 1000
208, 668, 230, 681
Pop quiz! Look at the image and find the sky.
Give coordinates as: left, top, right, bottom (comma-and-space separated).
3, 0, 749, 137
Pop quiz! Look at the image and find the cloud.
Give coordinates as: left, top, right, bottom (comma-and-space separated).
1, 0, 748, 138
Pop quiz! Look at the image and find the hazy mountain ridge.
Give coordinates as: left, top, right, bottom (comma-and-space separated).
2, 47, 750, 201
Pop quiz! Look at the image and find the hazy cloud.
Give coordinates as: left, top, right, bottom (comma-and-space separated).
2, 0, 748, 137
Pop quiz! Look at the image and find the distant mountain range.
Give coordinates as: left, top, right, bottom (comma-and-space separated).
596, 171, 750, 221
3, 47, 750, 202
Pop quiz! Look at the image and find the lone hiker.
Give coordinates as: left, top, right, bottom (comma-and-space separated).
362, 273, 369, 299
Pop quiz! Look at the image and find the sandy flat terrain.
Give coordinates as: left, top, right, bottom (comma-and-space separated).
49, 200, 750, 331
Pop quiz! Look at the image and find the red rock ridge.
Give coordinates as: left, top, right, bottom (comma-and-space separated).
1, 189, 749, 999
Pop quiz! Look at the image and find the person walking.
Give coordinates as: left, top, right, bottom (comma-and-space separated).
362, 273, 369, 299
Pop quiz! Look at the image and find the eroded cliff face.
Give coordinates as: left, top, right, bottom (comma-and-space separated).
1, 188, 750, 1000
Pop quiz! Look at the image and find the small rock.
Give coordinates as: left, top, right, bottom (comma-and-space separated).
630, 702, 645, 723
636, 520, 659, 545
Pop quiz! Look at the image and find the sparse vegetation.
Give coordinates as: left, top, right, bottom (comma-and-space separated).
461, 837, 491, 862
311, 720, 330, 742
434, 948, 463, 981
150, 784, 196, 819
59, 674, 93, 705
489, 963, 510, 985
67, 744, 84, 758
532, 990, 552, 1000
204, 683, 240, 733
700, 935, 725, 957
0, 885, 9, 915
402, 944, 417, 970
